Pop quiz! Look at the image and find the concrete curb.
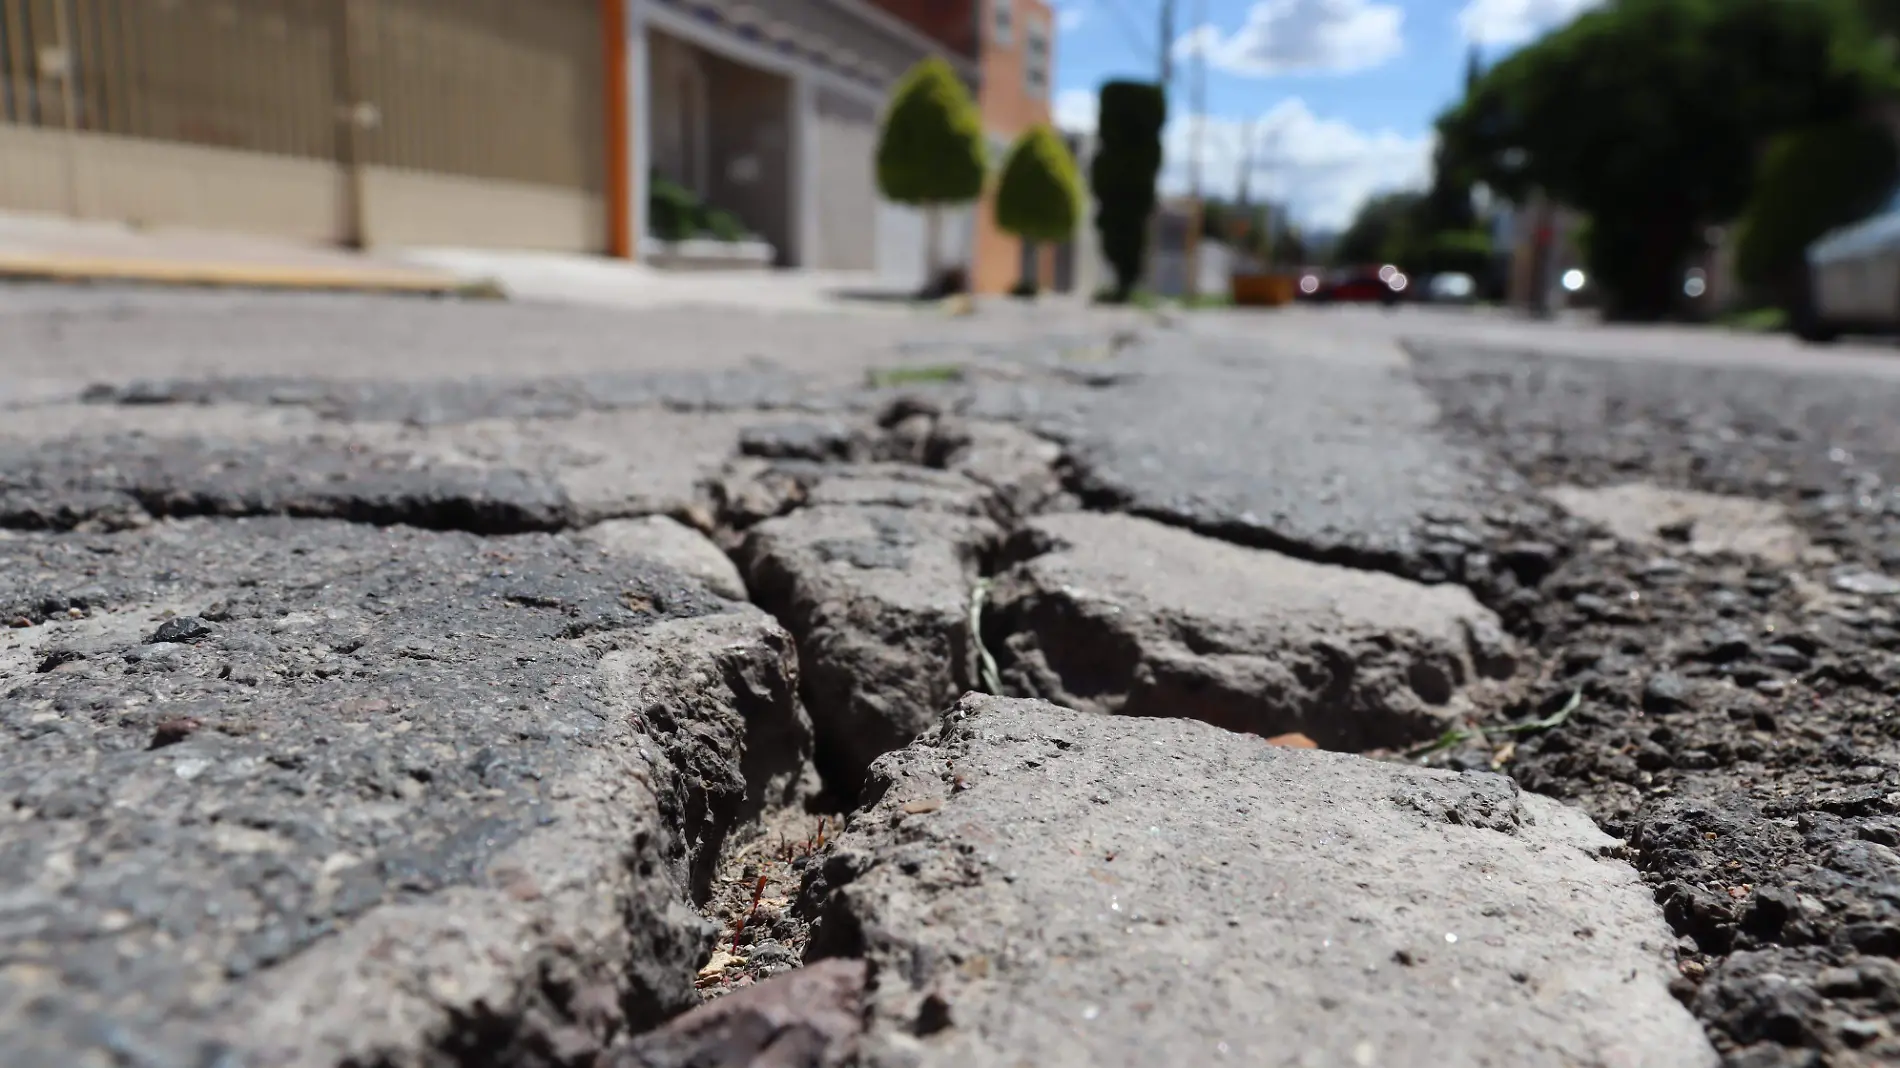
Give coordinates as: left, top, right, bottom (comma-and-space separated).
0, 252, 484, 297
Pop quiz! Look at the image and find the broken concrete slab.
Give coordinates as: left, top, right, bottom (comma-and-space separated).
801, 694, 1717, 1068
604, 958, 866, 1068
0, 516, 809, 1068
709, 459, 998, 533
929, 416, 1070, 521
708, 408, 1067, 532
0, 404, 763, 533
965, 332, 1506, 578
1545, 482, 1828, 567
737, 505, 999, 792
987, 512, 1521, 750
584, 515, 748, 600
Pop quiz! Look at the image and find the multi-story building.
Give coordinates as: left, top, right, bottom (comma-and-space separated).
0, 0, 620, 256
632, 0, 976, 281
0, 0, 1058, 290
0, 0, 968, 279
969, 0, 1057, 294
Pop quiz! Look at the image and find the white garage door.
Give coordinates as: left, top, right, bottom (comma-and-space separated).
813, 88, 879, 271
877, 202, 975, 291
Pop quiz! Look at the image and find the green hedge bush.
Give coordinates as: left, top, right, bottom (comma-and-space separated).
1090, 81, 1167, 302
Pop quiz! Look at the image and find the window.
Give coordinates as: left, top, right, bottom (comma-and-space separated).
993, 0, 1013, 47
1025, 15, 1049, 98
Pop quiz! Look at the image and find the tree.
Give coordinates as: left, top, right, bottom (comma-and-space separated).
1271, 225, 1309, 268
1332, 191, 1424, 267
1734, 118, 1900, 305
1090, 81, 1167, 301
877, 57, 988, 293
994, 124, 1085, 292
1438, 0, 1895, 320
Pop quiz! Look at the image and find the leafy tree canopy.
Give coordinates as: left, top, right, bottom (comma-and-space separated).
1437, 0, 1896, 318
1735, 118, 1900, 293
1332, 191, 1425, 267
995, 125, 1085, 243
877, 57, 987, 206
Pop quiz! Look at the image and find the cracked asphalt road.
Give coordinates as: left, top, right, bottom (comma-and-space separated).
5, 287, 1899, 1067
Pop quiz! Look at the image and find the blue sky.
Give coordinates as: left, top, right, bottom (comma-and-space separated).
1049, 0, 1598, 229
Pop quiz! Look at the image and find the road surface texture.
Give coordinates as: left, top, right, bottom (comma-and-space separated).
4, 286, 1898, 1067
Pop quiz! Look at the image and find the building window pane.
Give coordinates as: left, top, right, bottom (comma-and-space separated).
1025, 17, 1048, 97
994, 0, 1013, 46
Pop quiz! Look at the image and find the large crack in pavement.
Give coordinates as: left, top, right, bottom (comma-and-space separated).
3, 325, 1726, 1068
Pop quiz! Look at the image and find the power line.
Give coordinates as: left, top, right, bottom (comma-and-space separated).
1159, 0, 1176, 85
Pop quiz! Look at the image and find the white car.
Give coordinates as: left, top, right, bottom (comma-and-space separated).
1800, 191, 1900, 342
1426, 272, 1477, 303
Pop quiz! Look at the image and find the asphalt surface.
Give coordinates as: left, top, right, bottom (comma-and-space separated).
9, 286, 1900, 1067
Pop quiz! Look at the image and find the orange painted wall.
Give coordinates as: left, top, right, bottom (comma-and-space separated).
972, 0, 1056, 295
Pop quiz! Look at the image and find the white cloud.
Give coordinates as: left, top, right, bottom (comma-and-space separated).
1161, 100, 1433, 229
1179, 0, 1404, 77
1054, 88, 1099, 134
1457, 0, 1599, 47
1056, 2, 1087, 33
1053, 90, 1428, 230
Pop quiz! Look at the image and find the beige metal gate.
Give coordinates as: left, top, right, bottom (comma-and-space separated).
0, 0, 607, 252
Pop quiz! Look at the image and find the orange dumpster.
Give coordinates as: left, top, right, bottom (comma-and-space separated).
1230, 272, 1297, 307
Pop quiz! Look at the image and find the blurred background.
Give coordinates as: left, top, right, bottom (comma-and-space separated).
0, 0, 1894, 331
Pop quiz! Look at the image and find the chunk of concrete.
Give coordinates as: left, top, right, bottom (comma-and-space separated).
0, 517, 808, 1068
1546, 482, 1826, 566
0, 404, 761, 533
737, 505, 998, 792
605, 958, 866, 1068
987, 512, 1520, 750
585, 515, 748, 600
929, 417, 1069, 520
802, 694, 1717, 1068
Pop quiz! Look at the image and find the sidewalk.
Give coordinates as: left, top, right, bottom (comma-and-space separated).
392, 246, 920, 314
0, 213, 466, 296
0, 212, 943, 312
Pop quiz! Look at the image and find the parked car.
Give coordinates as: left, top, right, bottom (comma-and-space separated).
1798, 191, 1900, 343
1299, 265, 1407, 306
1425, 271, 1477, 303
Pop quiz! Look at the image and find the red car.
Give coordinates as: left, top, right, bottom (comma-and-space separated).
1298, 265, 1409, 306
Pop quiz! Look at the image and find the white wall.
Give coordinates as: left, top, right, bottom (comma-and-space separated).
1149, 240, 1233, 299
876, 202, 974, 290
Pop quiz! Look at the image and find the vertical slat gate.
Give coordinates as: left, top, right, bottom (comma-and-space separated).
0, 0, 338, 158
0, 0, 610, 249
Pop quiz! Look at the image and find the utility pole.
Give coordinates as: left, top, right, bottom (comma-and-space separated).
1183, 0, 1207, 300
1159, 0, 1175, 85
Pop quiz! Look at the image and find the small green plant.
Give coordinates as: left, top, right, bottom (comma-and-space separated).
703, 208, 748, 243
649, 174, 702, 242
648, 173, 753, 243
877, 57, 988, 289
995, 124, 1085, 292
1719, 306, 1791, 333
865, 364, 965, 388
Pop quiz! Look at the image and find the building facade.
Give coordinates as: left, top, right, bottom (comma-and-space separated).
0, 0, 1040, 286
631, 0, 977, 282
0, 0, 615, 254
968, 0, 1056, 294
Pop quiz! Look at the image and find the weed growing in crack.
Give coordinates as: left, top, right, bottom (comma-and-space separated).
969, 578, 1003, 694
865, 364, 965, 389
1402, 688, 1582, 762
